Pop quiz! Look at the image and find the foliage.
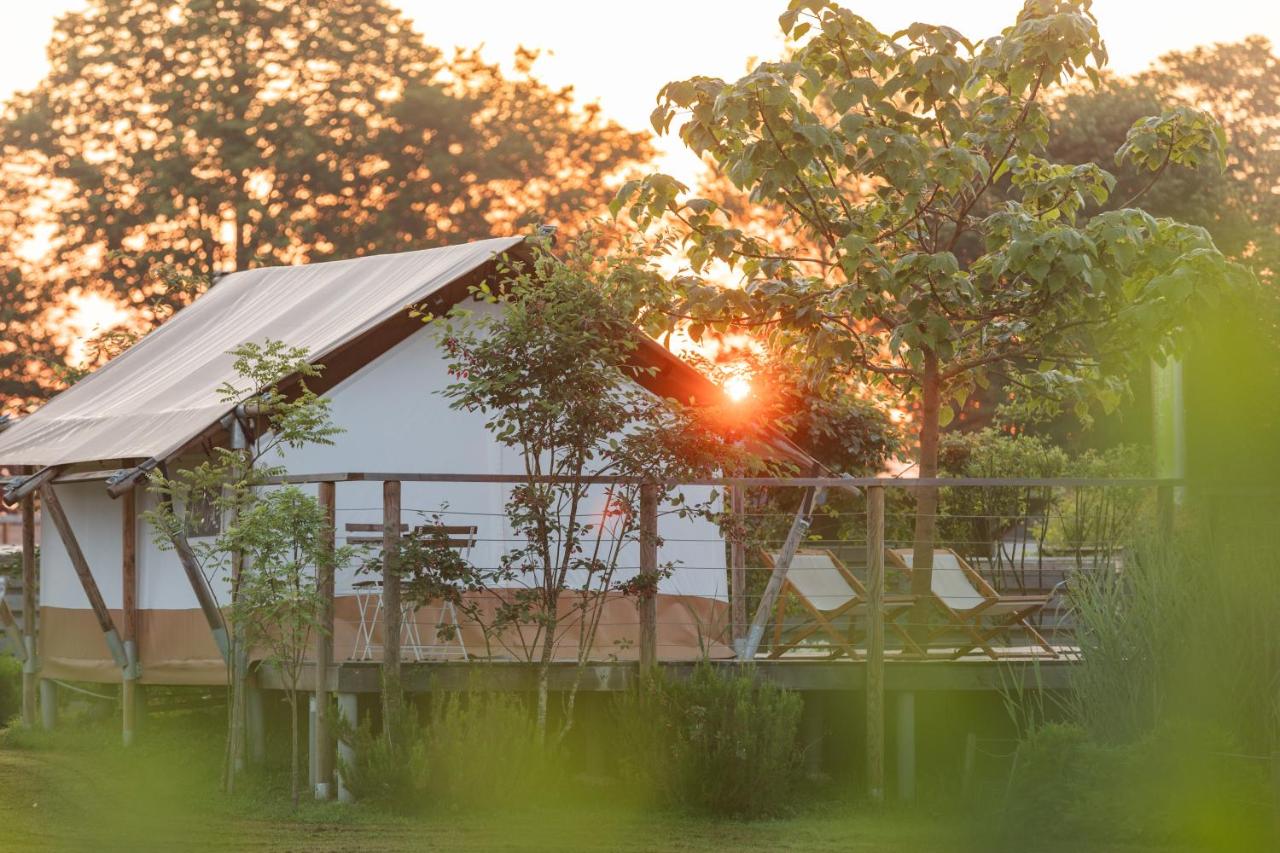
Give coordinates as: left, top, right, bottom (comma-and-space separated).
1049, 444, 1150, 565
1005, 722, 1273, 850
614, 665, 804, 817
613, 0, 1252, 575
0, 266, 55, 412
337, 696, 430, 813
225, 485, 352, 808
423, 239, 744, 741
142, 339, 341, 793
337, 688, 553, 814
934, 428, 1067, 587
0, 0, 652, 396
0, 655, 19, 723
1044, 37, 1280, 293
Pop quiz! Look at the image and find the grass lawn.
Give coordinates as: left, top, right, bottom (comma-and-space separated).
0, 744, 959, 852
0, 711, 1216, 853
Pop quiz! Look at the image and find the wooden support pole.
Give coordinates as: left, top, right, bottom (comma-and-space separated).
638, 482, 658, 672
39, 484, 127, 668
122, 489, 139, 746
314, 480, 336, 800
381, 480, 402, 732
20, 480, 36, 726
866, 484, 886, 803
729, 483, 747, 645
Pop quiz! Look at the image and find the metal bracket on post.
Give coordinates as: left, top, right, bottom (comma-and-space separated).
123, 639, 142, 681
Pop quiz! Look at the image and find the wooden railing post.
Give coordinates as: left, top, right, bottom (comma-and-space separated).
729, 482, 747, 646
381, 479, 402, 735
866, 484, 886, 803
122, 489, 140, 746
315, 480, 336, 799
638, 482, 659, 672
20, 476, 36, 727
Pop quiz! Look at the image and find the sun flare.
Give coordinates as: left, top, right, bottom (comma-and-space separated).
724, 374, 751, 402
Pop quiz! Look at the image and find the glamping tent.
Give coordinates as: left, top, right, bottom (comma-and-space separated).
0, 236, 793, 685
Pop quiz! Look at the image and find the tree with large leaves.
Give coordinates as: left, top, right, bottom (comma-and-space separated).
0, 0, 650, 402
614, 0, 1252, 599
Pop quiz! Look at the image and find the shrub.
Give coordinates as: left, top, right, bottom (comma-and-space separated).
1004, 722, 1273, 850
336, 698, 429, 813
420, 689, 552, 810
0, 655, 22, 724
615, 664, 803, 817
337, 687, 555, 813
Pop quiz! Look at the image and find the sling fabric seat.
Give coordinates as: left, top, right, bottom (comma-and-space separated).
892, 548, 1057, 659
765, 549, 913, 660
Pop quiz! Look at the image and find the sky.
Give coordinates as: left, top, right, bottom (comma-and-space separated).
2, 1, 1278, 187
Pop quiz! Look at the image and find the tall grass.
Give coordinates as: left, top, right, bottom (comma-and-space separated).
998, 496, 1280, 850
1068, 499, 1280, 752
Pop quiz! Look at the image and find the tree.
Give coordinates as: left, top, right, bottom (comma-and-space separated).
144, 339, 341, 791
427, 240, 740, 741
226, 486, 352, 809
0, 0, 651, 398
1045, 38, 1280, 289
614, 0, 1251, 602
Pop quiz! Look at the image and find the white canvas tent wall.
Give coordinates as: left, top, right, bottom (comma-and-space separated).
0, 237, 744, 684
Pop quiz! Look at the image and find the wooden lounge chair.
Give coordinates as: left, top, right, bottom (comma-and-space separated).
766, 549, 913, 660
890, 548, 1058, 659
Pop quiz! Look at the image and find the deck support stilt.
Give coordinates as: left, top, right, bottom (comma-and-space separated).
336, 692, 358, 803
896, 691, 916, 802
247, 686, 266, 765
40, 678, 57, 730
308, 694, 318, 793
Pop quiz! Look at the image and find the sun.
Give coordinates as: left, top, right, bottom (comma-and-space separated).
724, 374, 751, 402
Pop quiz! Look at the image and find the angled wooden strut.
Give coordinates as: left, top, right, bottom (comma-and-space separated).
160, 494, 231, 665
38, 483, 128, 669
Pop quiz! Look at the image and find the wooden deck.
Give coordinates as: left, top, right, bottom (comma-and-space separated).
255, 652, 1078, 695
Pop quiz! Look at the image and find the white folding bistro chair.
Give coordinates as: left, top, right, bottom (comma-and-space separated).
346, 521, 477, 661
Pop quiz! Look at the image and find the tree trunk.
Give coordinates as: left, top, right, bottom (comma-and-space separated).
289, 692, 300, 810
535, 612, 556, 745
909, 351, 942, 649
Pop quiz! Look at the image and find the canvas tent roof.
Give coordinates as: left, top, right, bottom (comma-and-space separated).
0, 236, 525, 468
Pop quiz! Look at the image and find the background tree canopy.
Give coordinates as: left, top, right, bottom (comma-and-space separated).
0, 0, 652, 410
615, 0, 1252, 578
